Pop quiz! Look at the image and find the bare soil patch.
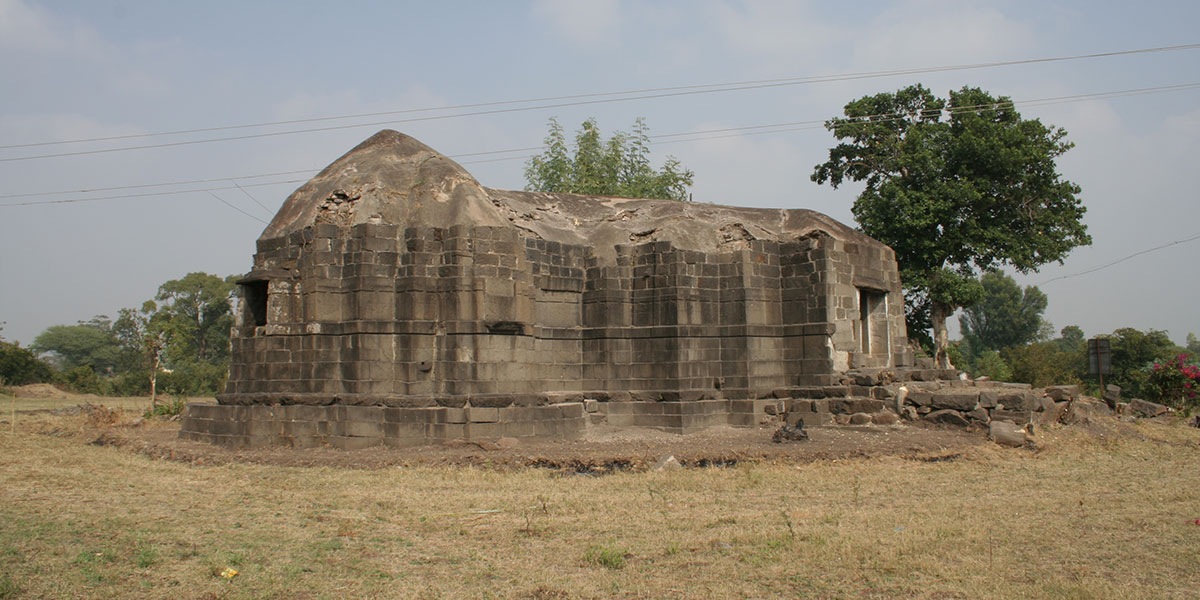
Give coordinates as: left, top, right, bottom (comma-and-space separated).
96, 417, 980, 471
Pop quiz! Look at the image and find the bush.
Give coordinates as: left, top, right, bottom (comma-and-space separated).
1004, 341, 1084, 388
144, 397, 186, 419
65, 365, 112, 396
583, 544, 627, 569
974, 350, 1013, 381
110, 370, 152, 397
158, 361, 228, 397
0, 340, 56, 386
1143, 353, 1200, 414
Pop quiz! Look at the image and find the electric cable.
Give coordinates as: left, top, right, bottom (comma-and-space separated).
3, 42, 1195, 151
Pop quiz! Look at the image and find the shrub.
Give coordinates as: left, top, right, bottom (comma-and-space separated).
0, 340, 56, 386
65, 365, 112, 396
974, 350, 1013, 381
159, 361, 227, 397
583, 544, 627, 569
1143, 353, 1200, 414
144, 397, 186, 419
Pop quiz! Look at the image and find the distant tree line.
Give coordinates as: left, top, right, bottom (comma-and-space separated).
1, 272, 237, 405
949, 271, 1199, 411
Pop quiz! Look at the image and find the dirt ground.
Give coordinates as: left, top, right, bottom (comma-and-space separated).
1, 384, 983, 471
98, 419, 984, 471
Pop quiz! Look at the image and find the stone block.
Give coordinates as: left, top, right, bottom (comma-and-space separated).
1045, 385, 1080, 401
930, 392, 979, 411
1127, 398, 1169, 418
1104, 385, 1122, 409
849, 412, 873, 425
873, 411, 899, 425
554, 402, 586, 419
827, 397, 884, 414
989, 421, 1027, 448
978, 391, 999, 409
998, 392, 1037, 411
991, 408, 1033, 426
787, 411, 830, 428
924, 409, 970, 427
466, 407, 500, 423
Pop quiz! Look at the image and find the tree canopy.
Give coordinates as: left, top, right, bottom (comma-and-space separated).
812, 84, 1091, 364
31, 316, 127, 373
27, 272, 237, 398
959, 271, 1049, 353
524, 117, 694, 201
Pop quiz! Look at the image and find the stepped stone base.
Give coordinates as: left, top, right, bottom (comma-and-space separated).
180, 402, 588, 449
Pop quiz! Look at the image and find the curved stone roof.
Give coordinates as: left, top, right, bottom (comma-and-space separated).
263, 129, 887, 262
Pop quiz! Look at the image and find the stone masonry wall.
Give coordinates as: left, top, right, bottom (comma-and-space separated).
201, 221, 912, 446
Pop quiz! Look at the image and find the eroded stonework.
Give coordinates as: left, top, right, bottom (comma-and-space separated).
181, 130, 913, 448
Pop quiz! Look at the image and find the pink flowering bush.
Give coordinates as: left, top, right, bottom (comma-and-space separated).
1144, 353, 1200, 414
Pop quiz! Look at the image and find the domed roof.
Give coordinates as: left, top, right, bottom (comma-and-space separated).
262, 130, 888, 263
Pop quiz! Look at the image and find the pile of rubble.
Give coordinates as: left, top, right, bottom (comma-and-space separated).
770, 366, 1177, 447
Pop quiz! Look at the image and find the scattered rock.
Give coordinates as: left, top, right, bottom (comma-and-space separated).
1127, 398, 1169, 419
849, 412, 873, 425
978, 391, 999, 409
998, 392, 1037, 411
652, 454, 683, 471
771, 423, 808, 443
989, 421, 1027, 448
1103, 385, 1122, 410
930, 392, 980, 412
965, 407, 990, 422
902, 406, 919, 421
991, 408, 1033, 426
1063, 397, 1113, 425
924, 409, 970, 427
1045, 385, 1080, 402
827, 398, 885, 414
496, 437, 520, 449
873, 412, 900, 425
908, 391, 933, 407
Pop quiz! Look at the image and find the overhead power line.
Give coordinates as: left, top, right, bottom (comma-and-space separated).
2, 43, 1198, 163
3, 42, 1195, 151
5, 81, 1200, 208
1039, 232, 1200, 285
0, 179, 306, 207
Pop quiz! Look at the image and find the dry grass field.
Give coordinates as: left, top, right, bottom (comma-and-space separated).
1, 398, 1198, 599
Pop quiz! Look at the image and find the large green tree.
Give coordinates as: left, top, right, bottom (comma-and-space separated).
152, 272, 236, 365
812, 84, 1091, 366
31, 316, 128, 373
0, 339, 56, 386
959, 271, 1049, 354
525, 117, 694, 201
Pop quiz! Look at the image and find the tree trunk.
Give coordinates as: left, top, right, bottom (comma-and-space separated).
149, 355, 160, 410
931, 301, 953, 369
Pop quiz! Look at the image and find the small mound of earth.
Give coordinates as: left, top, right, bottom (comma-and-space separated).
12, 383, 74, 398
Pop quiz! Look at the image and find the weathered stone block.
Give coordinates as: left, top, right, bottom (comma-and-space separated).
1127, 398, 1169, 418
989, 421, 1027, 447
827, 397, 884, 414
1045, 385, 1080, 401
991, 408, 1033, 426
998, 392, 1037, 412
924, 409, 970, 427
930, 392, 979, 411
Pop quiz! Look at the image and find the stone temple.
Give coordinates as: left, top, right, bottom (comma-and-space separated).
180, 130, 915, 448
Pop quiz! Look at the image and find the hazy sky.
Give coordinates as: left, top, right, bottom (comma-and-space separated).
2, 0, 1198, 346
